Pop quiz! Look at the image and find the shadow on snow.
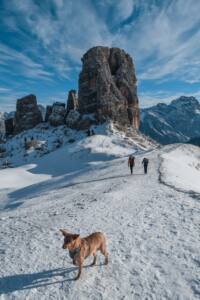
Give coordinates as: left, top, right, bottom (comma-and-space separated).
0, 264, 105, 294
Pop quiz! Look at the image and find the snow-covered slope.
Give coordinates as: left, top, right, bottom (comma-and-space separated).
140, 96, 200, 144
160, 144, 200, 194
0, 122, 155, 169
0, 130, 199, 299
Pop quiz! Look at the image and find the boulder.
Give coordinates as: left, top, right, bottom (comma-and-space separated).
78, 46, 140, 128
14, 94, 42, 133
66, 90, 78, 113
48, 102, 66, 126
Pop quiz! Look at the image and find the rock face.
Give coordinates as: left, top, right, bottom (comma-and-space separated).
14, 94, 42, 133
78, 46, 140, 128
5, 118, 14, 136
45, 105, 53, 122
48, 102, 66, 126
67, 90, 78, 113
65, 110, 80, 128
38, 105, 46, 121
140, 96, 200, 144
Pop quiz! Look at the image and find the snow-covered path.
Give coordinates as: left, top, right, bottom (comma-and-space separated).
0, 146, 200, 300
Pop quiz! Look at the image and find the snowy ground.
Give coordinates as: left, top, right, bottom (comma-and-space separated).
0, 134, 199, 299
160, 144, 200, 194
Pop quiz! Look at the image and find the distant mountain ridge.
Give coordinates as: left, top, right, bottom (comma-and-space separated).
140, 96, 200, 144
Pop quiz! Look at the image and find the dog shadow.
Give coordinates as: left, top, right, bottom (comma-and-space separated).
0, 264, 99, 295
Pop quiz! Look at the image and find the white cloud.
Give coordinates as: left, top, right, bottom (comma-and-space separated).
1, 0, 200, 112
0, 87, 11, 93
3, 0, 200, 84
0, 43, 53, 81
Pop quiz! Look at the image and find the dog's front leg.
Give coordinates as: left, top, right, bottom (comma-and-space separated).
75, 261, 83, 280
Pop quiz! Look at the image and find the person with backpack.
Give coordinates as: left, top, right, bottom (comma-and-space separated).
128, 155, 135, 175
142, 157, 149, 174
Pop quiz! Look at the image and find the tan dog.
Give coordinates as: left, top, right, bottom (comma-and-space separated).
60, 229, 108, 280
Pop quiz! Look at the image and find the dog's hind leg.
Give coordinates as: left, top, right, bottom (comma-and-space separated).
91, 254, 97, 266
100, 245, 108, 265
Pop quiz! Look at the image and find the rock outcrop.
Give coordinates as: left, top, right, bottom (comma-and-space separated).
65, 110, 80, 128
140, 96, 200, 144
78, 46, 140, 128
38, 105, 46, 121
45, 105, 53, 122
67, 90, 78, 113
14, 94, 42, 134
5, 117, 14, 136
48, 102, 66, 126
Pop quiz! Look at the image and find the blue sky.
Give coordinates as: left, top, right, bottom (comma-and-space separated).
0, 0, 200, 112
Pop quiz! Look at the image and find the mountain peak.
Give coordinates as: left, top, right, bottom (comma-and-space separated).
140, 95, 200, 144
171, 96, 199, 107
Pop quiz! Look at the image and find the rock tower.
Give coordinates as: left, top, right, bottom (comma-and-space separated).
14, 94, 43, 133
78, 46, 140, 128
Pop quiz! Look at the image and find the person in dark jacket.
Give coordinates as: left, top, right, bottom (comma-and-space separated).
142, 158, 149, 174
128, 155, 135, 175
86, 129, 91, 137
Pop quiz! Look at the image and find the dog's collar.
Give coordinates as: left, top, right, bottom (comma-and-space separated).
69, 247, 81, 259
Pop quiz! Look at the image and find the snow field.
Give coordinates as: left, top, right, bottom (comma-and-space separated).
0, 133, 199, 299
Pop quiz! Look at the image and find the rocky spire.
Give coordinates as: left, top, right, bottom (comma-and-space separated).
78, 46, 140, 128
66, 89, 78, 113
14, 94, 43, 134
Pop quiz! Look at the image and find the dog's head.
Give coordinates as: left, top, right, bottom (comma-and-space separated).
60, 229, 80, 250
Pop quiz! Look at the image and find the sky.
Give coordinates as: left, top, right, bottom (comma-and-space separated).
0, 0, 200, 112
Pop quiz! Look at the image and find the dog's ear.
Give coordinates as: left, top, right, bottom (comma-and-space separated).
72, 234, 80, 240
59, 229, 69, 236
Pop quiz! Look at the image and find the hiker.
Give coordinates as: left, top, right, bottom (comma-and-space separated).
91, 129, 95, 135
142, 157, 149, 174
86, 129, 91, 137
128, 155, 135, 175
